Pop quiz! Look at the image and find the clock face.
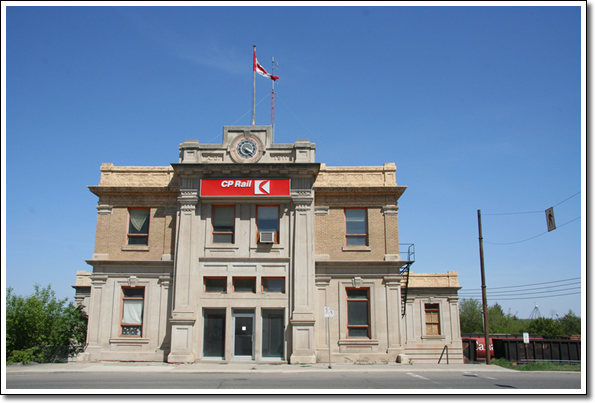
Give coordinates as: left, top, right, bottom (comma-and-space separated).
235, 137, 259, 160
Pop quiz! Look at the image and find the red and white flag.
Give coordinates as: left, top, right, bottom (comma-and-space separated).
254, 49, 279, 81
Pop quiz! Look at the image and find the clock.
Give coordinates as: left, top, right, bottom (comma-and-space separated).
235, 137, 259, 160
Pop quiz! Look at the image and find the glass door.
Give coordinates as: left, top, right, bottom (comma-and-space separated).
233, 312, 255, 359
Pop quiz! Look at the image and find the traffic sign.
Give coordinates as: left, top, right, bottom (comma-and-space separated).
545, 207, 556, 232
324, 307, 334, 317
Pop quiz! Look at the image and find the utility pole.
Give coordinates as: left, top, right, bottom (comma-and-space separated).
477, 209, 491, 365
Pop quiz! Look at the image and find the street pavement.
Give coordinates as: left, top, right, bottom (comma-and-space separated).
6, 360, 515, 375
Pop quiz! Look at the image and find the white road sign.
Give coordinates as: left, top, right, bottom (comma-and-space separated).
324, 307, 334, 317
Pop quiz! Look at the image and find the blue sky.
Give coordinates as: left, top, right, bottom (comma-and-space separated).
4, 4, 585, 320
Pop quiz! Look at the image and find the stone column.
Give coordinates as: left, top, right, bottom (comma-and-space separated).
168, 188, 198, 363
289, 190, 317, 364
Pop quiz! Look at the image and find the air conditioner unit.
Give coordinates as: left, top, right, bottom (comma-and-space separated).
259, 232, 275, 243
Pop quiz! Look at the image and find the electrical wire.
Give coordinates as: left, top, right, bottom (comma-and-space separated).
460, 277, 581, 291
486, 291, 581, 301
206, 93, 271, 143
484, 216, 580, 245
482, 191, 580, 216
458, 282, 581, 296
459, 285, 581, 299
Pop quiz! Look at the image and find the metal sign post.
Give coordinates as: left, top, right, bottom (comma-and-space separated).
324, 307, 334, 368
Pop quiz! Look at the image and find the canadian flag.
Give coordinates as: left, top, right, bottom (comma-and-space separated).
254, 49, 279, 81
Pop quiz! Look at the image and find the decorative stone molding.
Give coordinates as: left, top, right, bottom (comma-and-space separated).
314, 163, 399, 188
314, 276, 331, 287
98, 163, 176, 187
314, 206, 330, 215
179, 140, 200, 163
96, 205, 113, 215
127, 276, 138, 287
352, 276, 363, 288
382, 205, 399, 215
178, 189, 198, 212
407, 272, 461, 289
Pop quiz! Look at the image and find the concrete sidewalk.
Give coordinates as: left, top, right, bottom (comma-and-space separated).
6, 361, 513, 374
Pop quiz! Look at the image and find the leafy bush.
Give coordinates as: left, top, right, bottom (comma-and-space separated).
6, 285, 88, 364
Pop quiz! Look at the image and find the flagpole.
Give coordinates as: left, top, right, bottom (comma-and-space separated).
271, 57, 276, 141
252, 45, 256, 126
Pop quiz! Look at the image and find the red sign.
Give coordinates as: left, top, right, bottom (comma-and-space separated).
200, 179, 290, 197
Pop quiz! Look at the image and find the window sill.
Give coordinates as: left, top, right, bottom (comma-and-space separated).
121, 245, 150, 251
206, 244, 239, 250
109, 337, 150, 344
421, 335, 445, 340
342, 245, 371, 252
338, 339, 379, 346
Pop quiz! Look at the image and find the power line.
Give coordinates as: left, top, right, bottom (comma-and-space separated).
484, 216, 580, 245
553, 191, 581, 207
488, 291, 581, 301
483, 191, 580, 216
458, 281, 581, 296
460, 285, 581, 298
460, 277, 581, 292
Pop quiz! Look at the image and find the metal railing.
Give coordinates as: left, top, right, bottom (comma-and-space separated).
438, 345, 450, 364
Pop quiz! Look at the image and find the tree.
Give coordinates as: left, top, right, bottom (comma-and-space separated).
557, 310, 581, 336
459, 298, 483, 334
527, 317, 563, 337
488, 303, 526, 334
6, 284, 88, 364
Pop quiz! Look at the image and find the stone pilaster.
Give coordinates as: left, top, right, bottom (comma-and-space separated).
383, 276, 404, 360
289, 190, 317, 364
80, 275, 108, 362
168, 188, 198, 363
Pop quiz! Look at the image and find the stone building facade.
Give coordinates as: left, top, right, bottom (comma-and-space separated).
75, 125, 463, 364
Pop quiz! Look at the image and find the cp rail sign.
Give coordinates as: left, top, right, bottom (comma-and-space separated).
200, 179, 291, 197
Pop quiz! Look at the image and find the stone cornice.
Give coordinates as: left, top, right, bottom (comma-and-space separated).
170, 162, 320, 178
89, 186, 178, 197
86, 260, 175, 268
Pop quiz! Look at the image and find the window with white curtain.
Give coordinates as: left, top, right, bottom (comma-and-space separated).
128, 208, 150, 245
121, 287, 144, 336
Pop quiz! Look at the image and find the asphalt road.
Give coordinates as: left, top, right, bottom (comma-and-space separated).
6, 371, 582, 390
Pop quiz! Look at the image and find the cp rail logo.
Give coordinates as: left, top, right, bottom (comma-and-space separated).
254, 180, 270, 194
200, 179, 290, 197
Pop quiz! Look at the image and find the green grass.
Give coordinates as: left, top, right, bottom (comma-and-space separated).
491, 358, 580, 372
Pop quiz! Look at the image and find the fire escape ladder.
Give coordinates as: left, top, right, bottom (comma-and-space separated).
399, 244, 415, 318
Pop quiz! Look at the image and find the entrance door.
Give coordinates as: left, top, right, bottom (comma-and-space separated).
233, 312, 254, 359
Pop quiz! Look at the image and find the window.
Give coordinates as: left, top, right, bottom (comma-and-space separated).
204, 277, 227, 293
262, 277, 285, 293
345, 208, 367, 246
203, 309, 226, 358
233, 277, 256, 293
346, 288, 370, 338
257, 205, 279, 243
212, 205, 235, 243
121, 287, 144, 336
262, 309, 285, 358
425, 303, 441, 335
128, 208, 150, 245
